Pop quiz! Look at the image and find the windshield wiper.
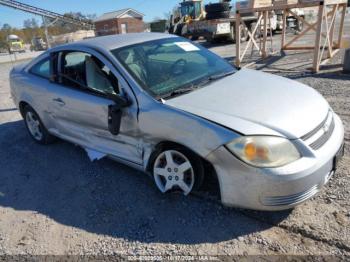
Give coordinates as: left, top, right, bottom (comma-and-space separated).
186, 70, 236, 90
208, 70, 236, 81
158, 70, 235, 100
160, 86, 196, 100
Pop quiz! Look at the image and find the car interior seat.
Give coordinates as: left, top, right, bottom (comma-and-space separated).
123, 50, 148, 85
85, 56, 114, 94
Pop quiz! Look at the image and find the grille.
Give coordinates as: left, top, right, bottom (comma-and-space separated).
301, 111, 335, 150
301, 113, 329, 141
309, 117, 335, 150
261, 185, 319, 206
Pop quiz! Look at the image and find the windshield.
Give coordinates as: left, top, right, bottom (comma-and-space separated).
112, 37, 236, 98
180, 2, 201, 19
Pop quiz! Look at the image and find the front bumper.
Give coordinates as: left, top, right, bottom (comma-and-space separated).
206, 113, 344, 211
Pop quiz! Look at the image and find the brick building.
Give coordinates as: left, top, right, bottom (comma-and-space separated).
94, 8, 144, 36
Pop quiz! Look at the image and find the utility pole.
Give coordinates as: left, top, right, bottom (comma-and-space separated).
42, 16, 51, 48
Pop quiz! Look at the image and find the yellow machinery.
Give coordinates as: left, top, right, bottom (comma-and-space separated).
179, 0, 205, 21
7, 34, 25, 54
169, 0, 257, 42
169, 0, 205, 35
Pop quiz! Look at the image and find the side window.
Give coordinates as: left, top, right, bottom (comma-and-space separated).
30, 58, 50, 79
60, 51, 119, 95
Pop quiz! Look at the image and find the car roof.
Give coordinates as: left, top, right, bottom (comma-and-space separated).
53, 33, 178, 52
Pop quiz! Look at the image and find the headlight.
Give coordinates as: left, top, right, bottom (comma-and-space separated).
226, 136, 300, 168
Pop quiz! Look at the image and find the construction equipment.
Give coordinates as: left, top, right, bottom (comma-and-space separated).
7, 34, 25, 53
168, 0, 304, 42
235, 0, 347, 72
150, 20, 168, 33
169, 0, 258, 42
30, 37, 47, 51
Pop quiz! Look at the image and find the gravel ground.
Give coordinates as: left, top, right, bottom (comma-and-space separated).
0, 15, 349, 259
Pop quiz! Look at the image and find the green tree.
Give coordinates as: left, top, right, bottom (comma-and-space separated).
23, 18, 39, 29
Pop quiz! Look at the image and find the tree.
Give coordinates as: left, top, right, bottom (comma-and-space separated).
2, 23, 12, 32
23, 18, 39, 29
85, 14, 97, 21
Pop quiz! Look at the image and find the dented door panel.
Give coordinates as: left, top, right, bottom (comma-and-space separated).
47, 82, 142, 165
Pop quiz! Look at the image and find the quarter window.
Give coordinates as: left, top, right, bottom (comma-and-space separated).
30, 58, 50, 79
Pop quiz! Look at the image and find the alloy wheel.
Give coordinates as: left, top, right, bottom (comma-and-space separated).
153, 150, 195, 195
25, 111, 43, 141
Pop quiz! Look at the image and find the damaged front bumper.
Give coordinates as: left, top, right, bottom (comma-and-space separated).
206, 114, 345, 211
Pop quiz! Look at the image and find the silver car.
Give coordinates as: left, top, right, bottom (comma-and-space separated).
10, 33, 344, 211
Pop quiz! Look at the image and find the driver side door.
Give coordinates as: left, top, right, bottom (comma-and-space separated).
46, 49, 142, 165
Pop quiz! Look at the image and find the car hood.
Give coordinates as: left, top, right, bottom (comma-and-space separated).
165, 69, 329, 139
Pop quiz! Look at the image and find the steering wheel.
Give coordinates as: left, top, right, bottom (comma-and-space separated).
170, 59, 187, 76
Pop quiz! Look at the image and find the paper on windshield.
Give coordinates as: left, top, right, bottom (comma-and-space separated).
175, 42, 200, 52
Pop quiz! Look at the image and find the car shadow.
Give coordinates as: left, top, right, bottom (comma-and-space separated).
0, 120, 292, 244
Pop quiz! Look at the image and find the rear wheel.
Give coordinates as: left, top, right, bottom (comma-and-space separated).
23, 105, 56, 145
152, 148, 204, 196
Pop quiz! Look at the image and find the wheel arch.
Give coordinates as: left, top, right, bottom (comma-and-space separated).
18, 100, 30, 118
146, 141, 195, 172
145, 140, 222, 199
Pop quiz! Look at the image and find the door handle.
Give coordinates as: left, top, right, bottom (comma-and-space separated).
52, 98, 65, 106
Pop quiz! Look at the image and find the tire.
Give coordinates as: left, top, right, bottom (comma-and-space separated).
206, 11, 230, 20
296, 19, 303, 32
228, 25, 235, 42
23, 105, 56, 145
239, 26, 249, 42
249, 22, 260, 40
152, 147, 204, 196
174, 23, 184, 36
168, 26, 175, 34
190, 35, 199, 41
205, 3, 231, 13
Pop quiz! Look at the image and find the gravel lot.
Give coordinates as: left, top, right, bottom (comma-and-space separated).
0, 15, 349, 258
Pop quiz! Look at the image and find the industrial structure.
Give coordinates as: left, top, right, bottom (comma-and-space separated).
0, 0, 94, 47
234, 0, 348, 72
168, 0, 303, 43
0, 0, 94, 29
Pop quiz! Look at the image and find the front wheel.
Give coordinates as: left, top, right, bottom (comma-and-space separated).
152, 149, 204, 196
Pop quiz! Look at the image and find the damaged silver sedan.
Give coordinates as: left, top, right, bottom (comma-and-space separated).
10, 33, 344, 210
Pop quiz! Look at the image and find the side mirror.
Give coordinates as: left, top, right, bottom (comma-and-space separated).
108, 94, 130, 136
113, 93, 130, 108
